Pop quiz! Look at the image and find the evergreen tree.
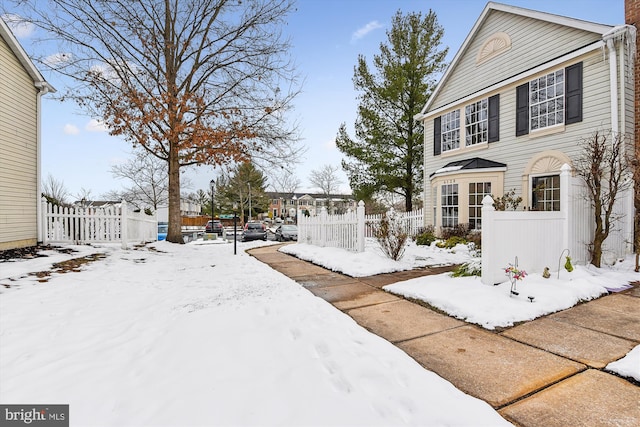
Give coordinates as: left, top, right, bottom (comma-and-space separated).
217, 163, 268, 224
336, 10, 447, 211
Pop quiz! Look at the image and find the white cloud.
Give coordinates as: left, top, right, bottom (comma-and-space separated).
324, 138, 337, 150
1, 14, 35, 38
63, 124, 80, 135
85, 119, 108, 132
351, 20, 383, 43
44, 52, 72, 68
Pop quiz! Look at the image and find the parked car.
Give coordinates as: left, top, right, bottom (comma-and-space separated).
205, 220, 223, 235
241, 222, 267, 241
157, 223, 168, 241
275, 224, 297, 241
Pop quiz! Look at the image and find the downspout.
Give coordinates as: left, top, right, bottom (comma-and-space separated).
34, 82, 50, 244
607, 37, 619, 134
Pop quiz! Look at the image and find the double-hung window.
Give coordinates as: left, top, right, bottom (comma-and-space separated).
465, 99, 488, 146
441, 110, 460, 152
530, 70, 564, 131
468, 182, 491, 230
441, 184, 459, 227
516, 62, 582, 136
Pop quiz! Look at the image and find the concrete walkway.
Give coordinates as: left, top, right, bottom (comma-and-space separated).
248, 244, 640, 427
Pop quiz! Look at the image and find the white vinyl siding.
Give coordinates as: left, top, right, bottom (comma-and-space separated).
0, 35, 39, 249
431, 11, 602, 110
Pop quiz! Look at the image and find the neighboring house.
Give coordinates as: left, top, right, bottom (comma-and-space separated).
416, 2, 635, 260
156, 199, 201, 223
0, 17, 55, 251
266, 192, 357, 219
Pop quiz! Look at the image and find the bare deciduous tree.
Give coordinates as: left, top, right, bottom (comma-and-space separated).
574, 130, 632, 267
42, 174, 70, 206
309, 164, 344, 197
269, 168, 300, 195
10, 0, 302, 243
109, 151, 169, 211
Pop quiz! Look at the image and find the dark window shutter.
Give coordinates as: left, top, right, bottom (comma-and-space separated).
433, 116, 441, 156
516, 83, 529, 136
488, 94, 500, 142
565, 62, 583, 124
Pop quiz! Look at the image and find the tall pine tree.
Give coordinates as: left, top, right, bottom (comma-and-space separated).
336, 10, 447, 211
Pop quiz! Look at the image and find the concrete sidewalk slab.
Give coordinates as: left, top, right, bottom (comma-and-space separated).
296, 272, 359, 288
358, 266, 455, 288
306, 281, 392, 305
398, 326, 585, 407
499, 369, 640, 427
549, 294, 640, 341
347, 300, 464, 343
501, 318, 637, 368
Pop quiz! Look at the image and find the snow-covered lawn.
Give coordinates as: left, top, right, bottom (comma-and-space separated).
1, 240, 508, 426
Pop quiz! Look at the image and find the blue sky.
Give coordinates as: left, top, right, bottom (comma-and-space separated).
7, 0, 625, 199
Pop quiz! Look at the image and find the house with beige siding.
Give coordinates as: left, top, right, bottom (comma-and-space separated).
0, 17, 54, 250
416, 2, 635, 263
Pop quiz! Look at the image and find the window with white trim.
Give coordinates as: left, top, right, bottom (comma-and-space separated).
441, 109, 460, 152
465, 99, 488, 146
532, 175, 560, 211
468, 182, 491, 230
441, 183, 458, 228
530, 70, 564, 131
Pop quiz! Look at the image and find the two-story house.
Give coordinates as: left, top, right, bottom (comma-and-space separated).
0, 17, 55, 250
266, 192, 357, 220
416, 2, 635, 260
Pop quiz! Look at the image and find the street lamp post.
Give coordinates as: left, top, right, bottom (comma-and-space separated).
233, 202, 238, 255
248, 182, 252, 222
209, 179, 215, 225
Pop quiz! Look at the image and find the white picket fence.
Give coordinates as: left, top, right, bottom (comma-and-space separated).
297, 201, 425, 253
42, 199, 157, 248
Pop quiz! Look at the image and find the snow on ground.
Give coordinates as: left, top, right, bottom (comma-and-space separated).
0, 240, 508, 426
279, 239, 475, 277
606, 345, 640, 382
283, 239, 640, 330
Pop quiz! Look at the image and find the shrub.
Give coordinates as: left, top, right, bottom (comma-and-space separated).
436, 236, 468, 249
491, 189, 522, 211
440, 223, 469, 239
370, 211, 408, 261
465, 230, 482, 251
450, 259, 482, 277
415, 226, 437, 246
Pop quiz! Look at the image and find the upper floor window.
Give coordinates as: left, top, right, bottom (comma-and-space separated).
530, 70, 564, 131
441, 110, 460, 152
465, 99, 488, 146
516, 62, 582, 136
433, 95, 499, 156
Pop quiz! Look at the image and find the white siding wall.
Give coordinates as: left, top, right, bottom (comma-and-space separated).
0, 35, 39, 250
432, 11, 602, 109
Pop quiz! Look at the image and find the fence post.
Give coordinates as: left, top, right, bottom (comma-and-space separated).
41, 198, 48, 244
356, 200, 365, 252
560, 163, 571, 256
481, 195, 496, 285
319, 207, 327, 247
121, 200, 128, 249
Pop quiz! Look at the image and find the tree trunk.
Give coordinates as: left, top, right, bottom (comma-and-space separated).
166, 144, 183, 243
